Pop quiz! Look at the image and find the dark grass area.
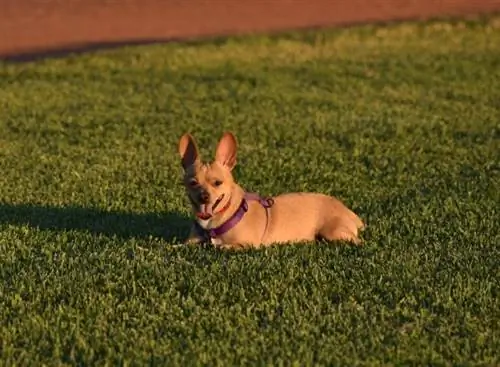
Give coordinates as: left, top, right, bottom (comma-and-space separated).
0, 16, 499, 365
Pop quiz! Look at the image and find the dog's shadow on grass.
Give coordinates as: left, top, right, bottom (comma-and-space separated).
0, 203, 192, 243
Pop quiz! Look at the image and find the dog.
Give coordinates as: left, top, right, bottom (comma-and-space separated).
178, 132, 364, 250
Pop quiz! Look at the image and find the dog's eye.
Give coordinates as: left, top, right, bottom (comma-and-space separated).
214, 180, 223, 187
188, 179, 199, 187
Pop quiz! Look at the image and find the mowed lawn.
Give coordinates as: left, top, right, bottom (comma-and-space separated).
1, 15, 499, 365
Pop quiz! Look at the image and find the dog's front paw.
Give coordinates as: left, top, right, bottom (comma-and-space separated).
214, 242, 255, 251
185, 236, 203, 245
184, 222, 211, 246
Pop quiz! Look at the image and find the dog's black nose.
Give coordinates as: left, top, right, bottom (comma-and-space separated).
199, 191, 210, 204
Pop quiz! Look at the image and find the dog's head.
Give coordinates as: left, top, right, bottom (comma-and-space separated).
178, 132, 241, 223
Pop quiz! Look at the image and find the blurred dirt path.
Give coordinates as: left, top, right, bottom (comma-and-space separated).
1, 0, 499, 61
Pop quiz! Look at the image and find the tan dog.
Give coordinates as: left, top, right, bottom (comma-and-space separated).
178, 132, 364, 250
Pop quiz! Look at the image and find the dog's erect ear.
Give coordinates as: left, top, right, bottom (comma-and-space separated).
178, 133, 200, 169
215, 132, 237, 171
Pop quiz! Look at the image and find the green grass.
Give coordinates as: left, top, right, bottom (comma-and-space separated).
1, 15, 499, 366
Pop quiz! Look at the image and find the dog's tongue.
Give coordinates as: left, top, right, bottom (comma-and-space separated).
196, 204, 212, 220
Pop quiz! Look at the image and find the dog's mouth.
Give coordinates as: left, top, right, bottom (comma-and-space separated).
212, 194, 225, 211
196, 211, 212, 220
195, 194, 225, 220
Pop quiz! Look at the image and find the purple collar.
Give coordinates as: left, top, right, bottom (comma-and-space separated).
196, 192, 274, 239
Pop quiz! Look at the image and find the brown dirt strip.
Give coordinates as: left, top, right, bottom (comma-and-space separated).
1, 0, 500, 61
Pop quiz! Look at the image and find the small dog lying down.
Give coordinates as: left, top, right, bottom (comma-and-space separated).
178, 132, 364, 250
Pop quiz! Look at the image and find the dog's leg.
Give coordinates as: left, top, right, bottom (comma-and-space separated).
185, 223, 207, 245
186, 236, 203, 245
319, 222, 362, 245
214, 242, 256, 251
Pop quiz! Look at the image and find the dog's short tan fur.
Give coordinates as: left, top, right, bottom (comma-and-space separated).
178, 132, 364, 250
